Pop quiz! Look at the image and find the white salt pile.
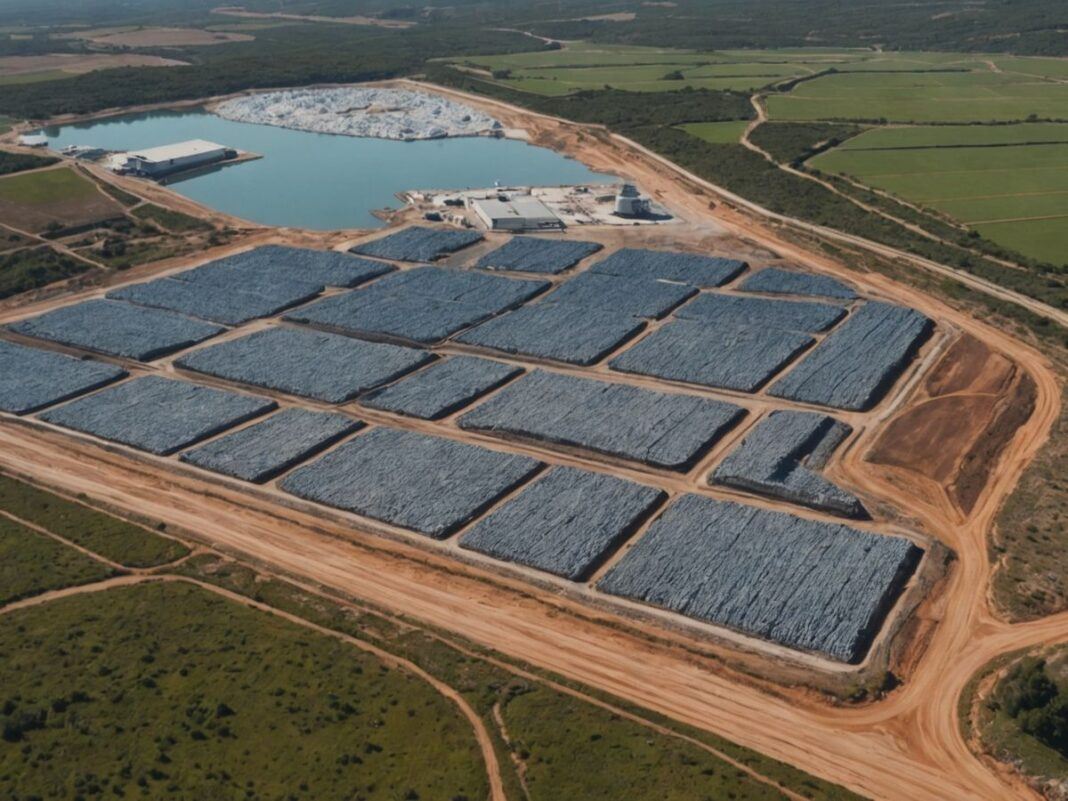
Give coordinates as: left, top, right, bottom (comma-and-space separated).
213, 87, 501, 140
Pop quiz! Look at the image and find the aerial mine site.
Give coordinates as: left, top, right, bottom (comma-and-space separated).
0, 3, 1065, 800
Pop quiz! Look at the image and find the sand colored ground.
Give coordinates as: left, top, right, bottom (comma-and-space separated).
0, 53, 187, 77
0, 82, 1064, 801
66, 27, 254, 47
212, 7, 416, 29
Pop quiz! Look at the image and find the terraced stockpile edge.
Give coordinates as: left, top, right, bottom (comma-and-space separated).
599, 495, 922, 662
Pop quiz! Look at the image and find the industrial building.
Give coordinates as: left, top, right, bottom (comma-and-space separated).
121, 140, 234, 178
18, 133, 48, 148
469, 194, 563, 231
614, 183, 652, 218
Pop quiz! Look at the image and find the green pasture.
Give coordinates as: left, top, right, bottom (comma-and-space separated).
0, 582, 489, 800
0, 70, 71, 86
767, 69, 1068, 122
679, 120, 749, 143
0, 516, 114, 605
0, 166, 97, 204
836, 122, 1068, 150
973, 218, 1067, 264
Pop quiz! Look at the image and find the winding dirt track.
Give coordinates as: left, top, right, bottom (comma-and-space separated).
2, 84, 1067, 801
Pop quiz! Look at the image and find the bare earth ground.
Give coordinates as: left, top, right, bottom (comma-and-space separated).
0, 82, 1064, 801
211, 7, 416, 29
0, 53, 188, 77
63, 27, 254, 47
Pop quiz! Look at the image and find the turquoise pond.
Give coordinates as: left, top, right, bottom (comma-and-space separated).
41, 109, 615, 230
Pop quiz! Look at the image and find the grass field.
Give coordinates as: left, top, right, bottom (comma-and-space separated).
678, 120, 749, 143
0, 581, 490, 800
0, 166, 124, 232
0, 245, 91, 299
811, 123, 1068, 264
0, 516, 114, 604
0, 473, 188, 567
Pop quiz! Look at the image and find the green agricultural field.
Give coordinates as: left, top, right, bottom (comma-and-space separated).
0, 581, 490, 800
0, 516, 114, 605
0, 166, 124, 231
0, 69, 70, 86
767, 68, 1068, 123
679, 120, 749, 144
811, 124, 1068, 264
0, 473, 189, 567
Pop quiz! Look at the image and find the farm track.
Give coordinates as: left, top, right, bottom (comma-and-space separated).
1, 80, 1066, 800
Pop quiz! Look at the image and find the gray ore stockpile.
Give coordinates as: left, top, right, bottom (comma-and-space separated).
459, 370, 745, 470
675, 293, 845, 333
541, 271, 697, 319
770, 301, 933, 410
40, 375, 275, 455
8, 299, 224, 361
475, 236, 602, 275
740, 267, 857, 300
610, 318, 812, 392
589, 248, 746, 287
460, 466, 665, 580
280, 428, 542, 539
455, 302, 645, 365
351, 226, 483, 262
176, 326, 433, 403
204, 246, 395, 288
181, 408, 361, 482
598, 495, 922, 662
361, 356, 521, 420
0, 340, 126, 415
711, 409, 865, 518
287, 266, 547, 345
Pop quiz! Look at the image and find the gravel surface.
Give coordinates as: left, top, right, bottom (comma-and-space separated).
361, 356, 521, 420
589, 248, 746, 287
351, 226, 483, 262
675, 293, 845, 332
542, 271, 697, 319
475, 237, 602, 275
740, 267, 857, 300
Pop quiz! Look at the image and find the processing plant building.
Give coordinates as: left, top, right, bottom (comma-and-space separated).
469, 194, 563, 232
122, 139, 234, 178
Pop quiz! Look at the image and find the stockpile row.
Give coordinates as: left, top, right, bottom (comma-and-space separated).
287, 266, 548, 345
740, 267, 858, 300
770, 301, 933, 410
610, 319, 813, 392
181, 408, 361, 482
106, 246, 393, 327
475, 236, 602, 274
541, 271, 696, 319
590, 248, 747, 287
9, 299, 225, 361
455, 302, 645, 366
459, 370, 745, 470
40, 375, 275, 455
176, 326, 433, 403
711, 410, 865, 518
460, 467, 665, 580
598, 495, 922, 662
675, 293, 845, 333
361, 356, 521, 420
0, 340, 126, 415
351, 225, 483, 262
280, 428, 542, 539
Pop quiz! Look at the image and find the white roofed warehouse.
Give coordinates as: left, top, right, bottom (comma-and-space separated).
469, 195, 563, 231
123, 139, 232, 177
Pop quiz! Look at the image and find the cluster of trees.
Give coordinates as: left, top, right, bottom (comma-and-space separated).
991, 657, 1068, 755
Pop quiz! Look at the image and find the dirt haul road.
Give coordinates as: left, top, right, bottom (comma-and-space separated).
2, 85, 1066, 801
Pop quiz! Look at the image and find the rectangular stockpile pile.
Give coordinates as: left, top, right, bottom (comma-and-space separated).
610, 319, 812, 392
475, 236, 602, 274
740, 267, 857, 300
287, 266, 548, 345
40, 375, 275, 455
459, 370, 745, 470
598, 495, 923, 662
460, 467, 665, 580
455, 302, 644, 366
351, 225, 483, 262
181, 408, 361, 482
280, 428, 542, 539
361, 356, 521, 420
8, 299, 224, 361
198, 245, 395, 288
107, 274, 323, 327
675, 293, 846, 332
541, 271, 697, 319
770, 301, 933, 410
176, 326, 433, 403
590, 248, 746, 287
0, 340, 126, 414
711, 410, 865, 518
